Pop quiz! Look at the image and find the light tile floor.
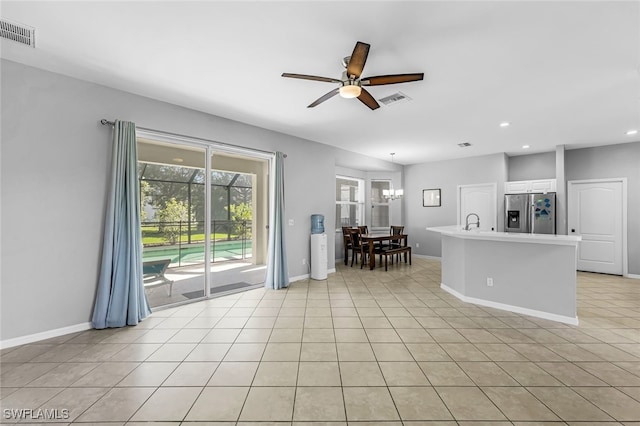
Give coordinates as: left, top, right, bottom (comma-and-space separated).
1, 258, 639, 424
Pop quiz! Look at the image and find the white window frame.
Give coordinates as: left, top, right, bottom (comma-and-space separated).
370, 179, 391, 230
336, 175, 365, 231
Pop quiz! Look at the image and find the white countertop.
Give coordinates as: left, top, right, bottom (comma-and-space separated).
426, 225, 581, 246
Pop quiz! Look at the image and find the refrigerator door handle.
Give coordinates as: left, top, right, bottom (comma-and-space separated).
528, 200, 535, 234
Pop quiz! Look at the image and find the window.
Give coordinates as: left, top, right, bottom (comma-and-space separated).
371, 180, 391, 229
336, 176, 364, 230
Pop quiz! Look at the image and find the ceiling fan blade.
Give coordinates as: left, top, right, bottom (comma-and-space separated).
347, 41, 370, 78
308, 87, 340, 108
357, 88, 380, 110
282, 73, 341, 83
361, 73, 424, 86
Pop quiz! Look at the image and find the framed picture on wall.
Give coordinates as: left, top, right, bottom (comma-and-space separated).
423, 189, 441, 207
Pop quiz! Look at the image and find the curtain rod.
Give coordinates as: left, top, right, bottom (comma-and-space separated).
100, 119, 286, 158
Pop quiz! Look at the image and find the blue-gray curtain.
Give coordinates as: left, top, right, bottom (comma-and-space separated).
92, 120, 151, 329
265, 152, 289, 289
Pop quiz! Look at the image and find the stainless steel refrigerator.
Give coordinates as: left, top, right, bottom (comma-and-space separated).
504, 192, 556, 234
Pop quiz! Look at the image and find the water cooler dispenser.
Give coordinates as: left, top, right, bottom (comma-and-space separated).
310, 214, 327, 280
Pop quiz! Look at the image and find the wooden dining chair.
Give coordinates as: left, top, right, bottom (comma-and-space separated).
390, 225, 405, 235
342, 226, 353, 265
359, 226, 376, 264
347, 228, 369, 267
389, 225, 405, 262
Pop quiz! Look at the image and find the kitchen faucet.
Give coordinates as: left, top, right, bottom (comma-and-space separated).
465, 213, 480, 231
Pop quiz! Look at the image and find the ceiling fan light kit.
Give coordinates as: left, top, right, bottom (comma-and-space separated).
339, 84, 361, 99
282, 41, 424, 110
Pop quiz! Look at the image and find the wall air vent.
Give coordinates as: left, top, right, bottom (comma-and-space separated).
378, 92, 411, 106
458, 142, 472, 147
0, 18, 35, 47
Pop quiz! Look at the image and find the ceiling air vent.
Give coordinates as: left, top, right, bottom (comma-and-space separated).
0, 18, 35, 47
458, 142, 472, 147
378, 92, 412, 106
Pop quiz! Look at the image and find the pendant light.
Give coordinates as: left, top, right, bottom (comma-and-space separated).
382, 153, 403, 201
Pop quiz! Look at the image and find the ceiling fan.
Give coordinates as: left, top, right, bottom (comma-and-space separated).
282, 41, 424, 110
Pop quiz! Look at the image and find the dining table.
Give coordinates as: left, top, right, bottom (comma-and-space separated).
360, 233, 408, 270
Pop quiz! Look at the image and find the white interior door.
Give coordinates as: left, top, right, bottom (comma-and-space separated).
568, 179, 625, 275
458, 183, 497, 231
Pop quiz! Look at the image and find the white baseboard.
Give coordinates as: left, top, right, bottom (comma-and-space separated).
290, 268, 335, 283
0, 322, 92, 349
289, 273, 310, 282
440, 283, 579, 326
413, 254, 442, 260
625, 273, 640, 280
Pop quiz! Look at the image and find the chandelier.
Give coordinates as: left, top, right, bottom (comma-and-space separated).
382, 153, 403, 201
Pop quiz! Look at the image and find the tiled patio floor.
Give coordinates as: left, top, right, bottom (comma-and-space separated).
146, 261, 267, 308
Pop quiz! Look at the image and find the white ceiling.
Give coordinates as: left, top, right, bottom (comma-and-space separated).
2, 1, 639, 165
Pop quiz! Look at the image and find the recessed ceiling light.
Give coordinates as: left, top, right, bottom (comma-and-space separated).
626, 129, 638, 136
499, 122, 510, 128
522, 145, 530, 149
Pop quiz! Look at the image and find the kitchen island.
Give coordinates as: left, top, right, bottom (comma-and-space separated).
427, 226, 581, 325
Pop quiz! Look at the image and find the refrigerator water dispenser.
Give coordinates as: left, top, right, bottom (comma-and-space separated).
507, 210, 520, 229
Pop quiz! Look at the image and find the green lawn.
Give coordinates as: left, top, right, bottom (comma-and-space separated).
142, 229, 251, 245
142, 232, 236, 245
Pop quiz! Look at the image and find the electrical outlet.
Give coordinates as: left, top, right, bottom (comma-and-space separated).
288, 219, 294, 226
487, 277, 494, 287
302, 258, 306, 265
416, 243, 420, 248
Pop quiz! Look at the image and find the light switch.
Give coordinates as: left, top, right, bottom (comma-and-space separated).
288, 219, 294, 226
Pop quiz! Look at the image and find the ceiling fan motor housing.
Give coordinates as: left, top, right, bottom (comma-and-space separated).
340, 71, 361, 87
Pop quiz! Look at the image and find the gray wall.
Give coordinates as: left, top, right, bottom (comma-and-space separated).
565, 142, 640, 275
508, 151, 556, 181
0, 60, 391, 341
404, 153, 508, 257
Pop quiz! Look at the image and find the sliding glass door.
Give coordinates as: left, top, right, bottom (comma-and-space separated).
209, 151, 268, 295
137, 138, 207, 308
136, 136, 270, 309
